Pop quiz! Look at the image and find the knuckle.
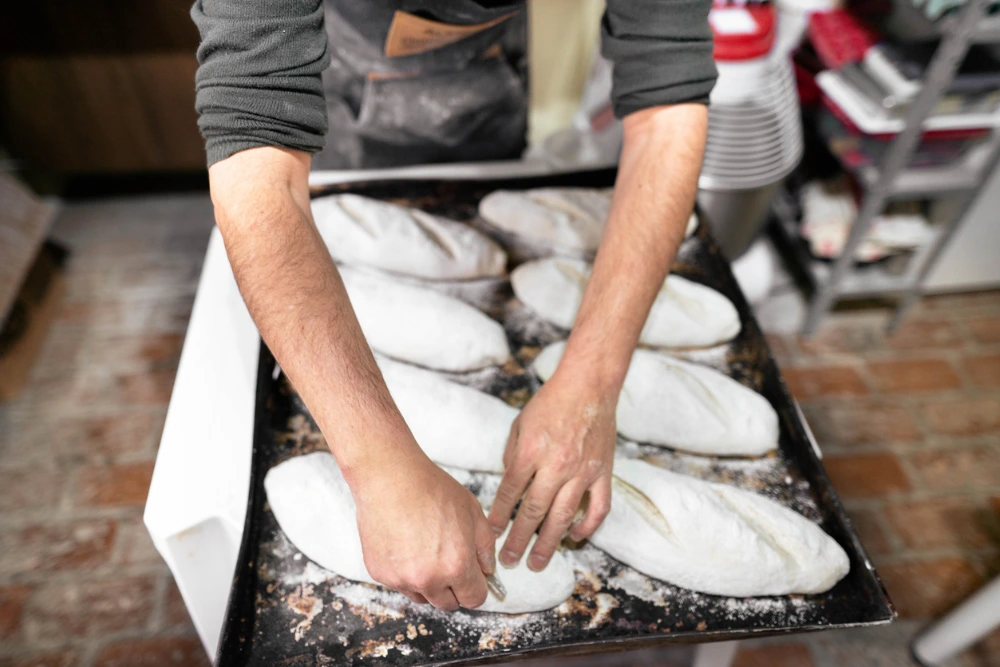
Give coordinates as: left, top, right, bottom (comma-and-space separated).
552, 450, 581, 474
519, 499, 548, 522
586, 457, 608, 476
519, 433, 545, 457
550, 505, 578, 526
495, 484, 519, 505
444, 560, 466, 582
408, 570, 435, 592
594, 497, 612, 518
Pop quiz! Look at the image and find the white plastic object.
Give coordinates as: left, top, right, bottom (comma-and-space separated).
817, 70, 1000, 133
863, 46, 923, 104
144, 228, 260, 657
692, 640, 741, 667
731, 238, 776, 305
704, 55, 804, 190
912, 575, 1000, 665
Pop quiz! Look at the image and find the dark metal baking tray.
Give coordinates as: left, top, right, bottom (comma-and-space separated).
215, 168, 894, 667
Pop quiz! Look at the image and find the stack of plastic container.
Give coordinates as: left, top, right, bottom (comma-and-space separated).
698, 2, 805, 259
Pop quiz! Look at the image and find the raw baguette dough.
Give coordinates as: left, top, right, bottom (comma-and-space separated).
341, 267, 510, 372
479, 188, 699, 252
264, 452, 576, 613
511, 258, 740, 348
534, 342, 778, 456
377, 357, 513, 472
312, 194, 507, 280
591, 458, 850, 596
685, 212, 699, 238
479, 188, 613, 251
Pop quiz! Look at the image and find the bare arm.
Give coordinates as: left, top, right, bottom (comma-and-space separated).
209, 146, 495, 610
489, 104, 708, 569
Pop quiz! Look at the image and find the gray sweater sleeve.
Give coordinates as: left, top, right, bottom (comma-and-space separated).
602, 0, 717, 117
191, 0, 330, 166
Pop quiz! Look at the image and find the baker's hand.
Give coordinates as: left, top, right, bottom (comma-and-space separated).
488, 373, 615, 571
354, 449, 496, 611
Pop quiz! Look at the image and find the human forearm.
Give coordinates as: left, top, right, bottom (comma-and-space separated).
489, 104, 708, 568
208, 147, 424, 485
555, 104, 708, 392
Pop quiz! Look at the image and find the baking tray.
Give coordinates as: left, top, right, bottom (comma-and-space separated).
215, 168, 894, 667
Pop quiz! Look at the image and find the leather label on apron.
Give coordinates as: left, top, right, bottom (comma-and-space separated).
383, 10, 516, 58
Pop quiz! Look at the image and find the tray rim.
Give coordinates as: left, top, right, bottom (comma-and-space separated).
215, 167, 896, 666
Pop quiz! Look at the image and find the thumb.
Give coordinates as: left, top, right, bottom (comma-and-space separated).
474, 511, 497, 576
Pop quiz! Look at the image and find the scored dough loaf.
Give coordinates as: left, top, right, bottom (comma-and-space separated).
264, 452, 577, 613
534, 342, 778, 457
340, 267, 510, 372
312, 194, 507, 280
479, 187, 699, 252
511, 257, 739, 349
377, 357, 513, 473
592, 458, 850, 596
478, 188, 613, 252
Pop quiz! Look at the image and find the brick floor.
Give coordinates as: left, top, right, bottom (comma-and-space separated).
822, 453, 912, 499
781, 364, 870, 399
868, 357, 964, 393
732, 643, 815, 667
0, 195, 212, 667
1, 194, 998, 666
769, 288, 1000, 665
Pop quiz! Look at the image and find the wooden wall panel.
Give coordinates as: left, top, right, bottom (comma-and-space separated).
0, 1, 199, 55
0, 55, 204, 172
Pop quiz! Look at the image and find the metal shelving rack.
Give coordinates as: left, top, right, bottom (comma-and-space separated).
772, 0, 1000, 335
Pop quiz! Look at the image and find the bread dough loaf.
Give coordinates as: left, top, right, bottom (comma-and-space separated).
378, 357, 513, 472
534, 342, 778, 456
312, 194, 507, 280
591, 458, 850, 596
511, 258, 740, 349
479, 188, 699, 252
685, 212, 699, 238
479, 188, 612, 252
264, 452, 576, 613
341, 268, 510, 372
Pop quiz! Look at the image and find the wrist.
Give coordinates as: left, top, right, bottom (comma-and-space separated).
327, 418, 432, 495
549, 344, 627, 403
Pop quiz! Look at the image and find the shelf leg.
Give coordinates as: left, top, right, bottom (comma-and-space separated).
800, 0, 990, 336
911, 575, 1000, 666
889, 150, 1000, 333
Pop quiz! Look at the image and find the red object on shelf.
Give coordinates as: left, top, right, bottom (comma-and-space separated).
808, 9, 881, 69
795, 61, 823, 107
818, 95, 991, 171
710, 4, 776, 61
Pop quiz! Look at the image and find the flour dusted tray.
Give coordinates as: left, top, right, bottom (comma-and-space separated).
215, 169, 894, 667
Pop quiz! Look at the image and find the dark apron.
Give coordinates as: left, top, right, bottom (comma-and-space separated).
312, 0, 528, 169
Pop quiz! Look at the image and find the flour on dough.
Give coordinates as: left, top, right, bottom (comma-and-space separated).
341, 267, 510, 372
264, 452, 576, 613
478, 188, 612, 252
591, 458, 849, 596
264, 451, 373, 585
312, 194, 507, 280
511, 258, 740, 349
377, 357, 514, 473
534, 342, 777, 456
